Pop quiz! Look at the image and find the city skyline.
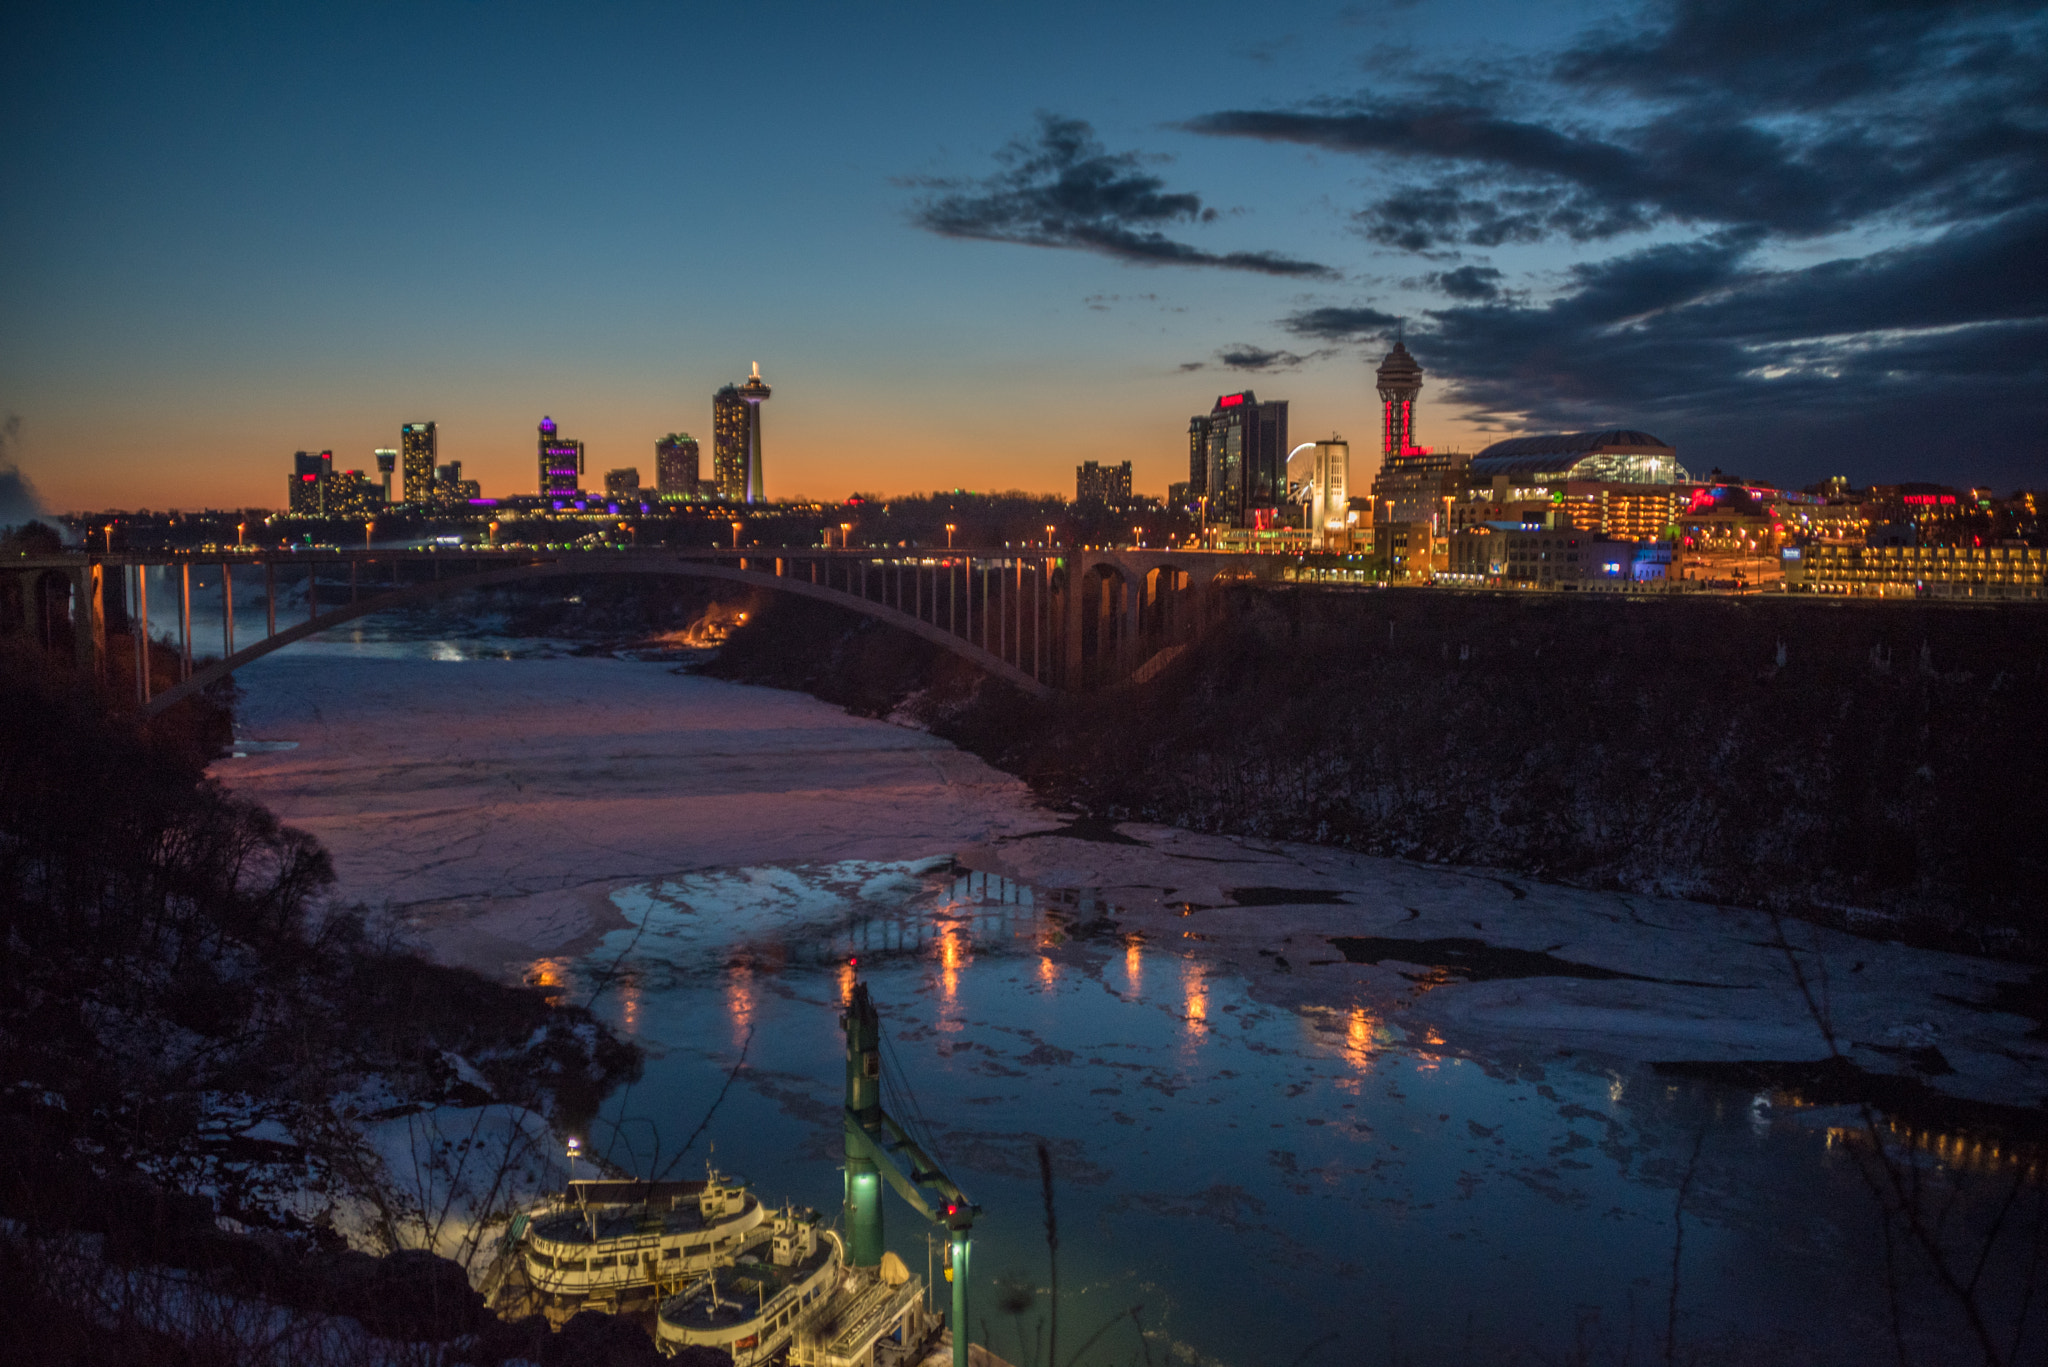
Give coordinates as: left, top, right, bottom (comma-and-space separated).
4, 1, 2043, 515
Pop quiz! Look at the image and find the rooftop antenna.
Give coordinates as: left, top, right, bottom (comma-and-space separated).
750, 361, 761, 379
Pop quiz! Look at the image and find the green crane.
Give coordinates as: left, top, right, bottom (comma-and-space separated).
842, 981, 979, 1367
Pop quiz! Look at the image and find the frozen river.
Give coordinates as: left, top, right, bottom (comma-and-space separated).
217, 620, 2048, 1366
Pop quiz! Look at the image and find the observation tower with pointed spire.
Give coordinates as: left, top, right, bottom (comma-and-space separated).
737, 362, 771, 503
1376, 340, 1425, 461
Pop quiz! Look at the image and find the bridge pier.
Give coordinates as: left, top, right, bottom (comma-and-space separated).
134, 565, 150, 703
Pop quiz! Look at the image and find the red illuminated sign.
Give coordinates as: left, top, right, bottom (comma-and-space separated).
1218, 393, 1245, 408
1901, 494, 1956, 505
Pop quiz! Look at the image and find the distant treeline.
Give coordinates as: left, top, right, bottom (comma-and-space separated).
80, 489, 1192, 554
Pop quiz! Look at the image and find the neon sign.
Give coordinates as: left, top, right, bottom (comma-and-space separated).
1218, 393, 1245, 408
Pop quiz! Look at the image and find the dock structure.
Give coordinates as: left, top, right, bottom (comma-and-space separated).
839, 981, 979, 1367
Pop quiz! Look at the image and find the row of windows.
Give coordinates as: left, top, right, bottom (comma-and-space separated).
1808, 570, 2045, 584
529, 1240, 710, 1272
1810, 548, 2045, 562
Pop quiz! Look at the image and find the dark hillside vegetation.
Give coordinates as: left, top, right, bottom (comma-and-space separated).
704, 588, 2048, 958
0, 641, 642, 1362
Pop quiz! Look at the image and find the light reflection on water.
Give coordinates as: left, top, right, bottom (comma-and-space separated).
553, 858, 2033, 1367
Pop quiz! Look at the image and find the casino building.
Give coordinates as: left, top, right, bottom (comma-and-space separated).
1188, 390, 1289, 529
1453, 430, 1690, 539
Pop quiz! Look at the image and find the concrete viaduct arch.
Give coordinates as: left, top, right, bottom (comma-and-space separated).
1058, 549, 1238, 689
139, 556, 1053, 717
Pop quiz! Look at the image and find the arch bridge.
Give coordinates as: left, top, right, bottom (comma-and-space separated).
6, 546, 1280, 714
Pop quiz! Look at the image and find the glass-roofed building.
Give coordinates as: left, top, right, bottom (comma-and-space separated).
1467, 430, 1689, 485
1453, 429, 1693, 541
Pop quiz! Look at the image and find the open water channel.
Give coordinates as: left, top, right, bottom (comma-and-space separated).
201, 594, 2044, 1367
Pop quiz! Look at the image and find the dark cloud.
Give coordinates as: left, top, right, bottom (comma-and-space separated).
1428, 265, 1504, 301
907, 114, 1335, 278
1278, 304, 1404, 343
1184, 5, 2048, 249
1188, 2, 2048, 484
1352, 182, 1651, 251
1415, 209, 2048, 483
1083, 293, 1163, 311
1180, 345, 1335, 373
1215, 345, 1315, 372
1556, 0, 2040, 113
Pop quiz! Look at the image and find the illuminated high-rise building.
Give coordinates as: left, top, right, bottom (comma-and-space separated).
712, 367, 772, 503
1187, 390, 1288, 528
401, 422, 438, 503
1293, 439, 1351, 545
712, 388, 745, 500
436, 460, 481, 501
656, 433, 699, 497
537, 416, 584, 498
328, 467, 382, 519
1075, 460, 1133, 505
288, 450, 332, 515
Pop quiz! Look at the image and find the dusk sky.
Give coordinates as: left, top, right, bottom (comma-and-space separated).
5, 0, 2044, 514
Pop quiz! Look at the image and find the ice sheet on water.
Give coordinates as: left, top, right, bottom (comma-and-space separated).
601, 859, 1084, 988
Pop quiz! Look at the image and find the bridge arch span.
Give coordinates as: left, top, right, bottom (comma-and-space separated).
140, 557, 1051, 717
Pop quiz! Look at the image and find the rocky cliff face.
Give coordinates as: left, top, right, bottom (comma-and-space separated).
710, 588, 2048, 956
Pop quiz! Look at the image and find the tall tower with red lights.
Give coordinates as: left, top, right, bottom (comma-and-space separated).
1376, 340, 1425, 461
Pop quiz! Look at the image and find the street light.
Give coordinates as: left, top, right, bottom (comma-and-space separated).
365, 521, 374, 549
945, 523, 956, 549
234, 522, 244, 549
1045, 524, 1055, 549
488, 520, 500, 547
732, 521, 743, 549
105, 524, 116, 554
1133, 525, 1144, 549
841, 521, 853, 549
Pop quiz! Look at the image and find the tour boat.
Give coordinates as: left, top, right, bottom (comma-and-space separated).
511, 1168, 765, 1319
655, 1210, 934, 1366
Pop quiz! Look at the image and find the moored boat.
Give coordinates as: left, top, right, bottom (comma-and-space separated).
513, 1168, 765, 1320
655, 1210, 934, 1366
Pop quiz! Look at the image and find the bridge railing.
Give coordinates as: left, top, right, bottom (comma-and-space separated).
9, 546, 1284, 707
